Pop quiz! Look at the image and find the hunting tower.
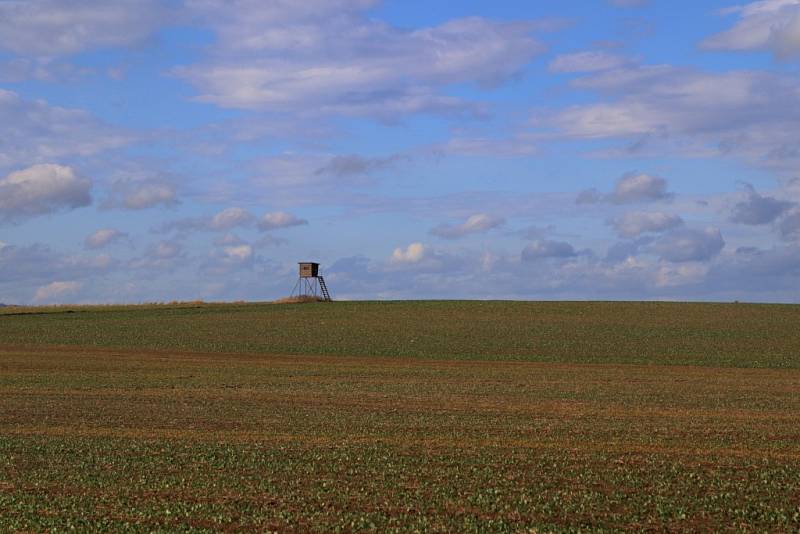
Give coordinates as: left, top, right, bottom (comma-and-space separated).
291, 262, 332, 301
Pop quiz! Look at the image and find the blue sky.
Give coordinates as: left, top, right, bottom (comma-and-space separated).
2, 0, 800, 304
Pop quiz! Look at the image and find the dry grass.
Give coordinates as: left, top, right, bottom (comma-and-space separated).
272, 295, 326, 304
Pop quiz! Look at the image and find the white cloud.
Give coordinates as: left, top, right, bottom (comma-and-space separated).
117, 183, 178, 210
611, 211, 684, 238
390, 242, 427, 264
214, 233, 245, 246
152, 241, 182, 260
158, 208, 305, 235
577, 172, 672, 205
222, 244, 253, 262
549, 51, 630, 73
129, 240, 184, 271
98, 161, 181, 210
430, 213, 505, 239
175, 1, 546, 117
0, 90, 130, 169
324, 243, 800, 302
0, 0, 170, 56
203, 240, 256, 275
0, 164, 91, 221
158, 208, 258, 234
210, 207, 256, 231
702, 0, 800, 59
610, 173, 672, 203
85, 228, 127, 250
259, 211, 308, 231
0, 243, 113, 289
33, 281, 82, 303
654, 262, 709, 288
550, 64, 800, 172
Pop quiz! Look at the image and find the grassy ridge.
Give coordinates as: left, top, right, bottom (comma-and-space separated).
2, 300, 800, 367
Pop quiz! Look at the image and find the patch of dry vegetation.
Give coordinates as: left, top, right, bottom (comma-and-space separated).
272, 295, 326, 304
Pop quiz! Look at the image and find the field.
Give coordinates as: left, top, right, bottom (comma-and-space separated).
2, 301, 800, 531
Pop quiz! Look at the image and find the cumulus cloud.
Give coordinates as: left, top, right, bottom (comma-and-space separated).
0, 89, 130, 169
210, 207, 256, 231
175, 1, 547, 117
128, 240, 184, 272
221, 244, 253, 262
159, 207, 260, 234
0, 164, 91, 221
521, 240, 577, 261
0, 243, 113, 303
550, 64, 800, 172
213, 233, 245, 247
611, 211, 684, 237
730, 184, 795, 225
259, 211, 308, 231
652, 227, 725, 262
702, 0, 800, 60
0, 0, 169, 56
327, 240, 800, 302
151, 241, 182, 260
160, 208, 306, 236
605, 236, 654, 262
577, 172, 672, 204
103, 180, 179, 210
549, 51, 630, 73
430, 213, 505, 239
382, 242, 464, 276
85, 228, 127, 250
121, 184, 177, 210
610, 173, 671, 203
1, 244, 62, 283
33, 281, 82, 303
203, 241, 255, 275
390, 243, 427, 264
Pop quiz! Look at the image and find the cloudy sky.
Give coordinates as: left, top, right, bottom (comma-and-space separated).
2, 0, 800, 304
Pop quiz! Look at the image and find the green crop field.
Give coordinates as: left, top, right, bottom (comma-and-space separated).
2, 301, 800, 531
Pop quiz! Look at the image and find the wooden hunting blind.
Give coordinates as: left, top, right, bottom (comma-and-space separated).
291, 262, 332, 301
299, 262, 319, 278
